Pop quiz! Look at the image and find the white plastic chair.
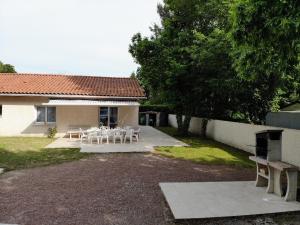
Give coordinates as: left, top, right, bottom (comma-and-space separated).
133, 128, 140, 142
98, 129, 109, 144
80, 129, 89, 143
113, 129, 123, 144
88, 131, 98, 144
124, 129, 134, 143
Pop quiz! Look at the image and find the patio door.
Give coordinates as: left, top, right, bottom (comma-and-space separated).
99, 107, 118, 128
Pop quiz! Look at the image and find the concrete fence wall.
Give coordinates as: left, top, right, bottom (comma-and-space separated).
168, 114, 300, 168
168, 114, 204, 135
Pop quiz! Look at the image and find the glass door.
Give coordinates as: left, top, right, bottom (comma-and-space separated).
99, 107, 109, 126
99, 107, 118, 128
109, 107, 118, 128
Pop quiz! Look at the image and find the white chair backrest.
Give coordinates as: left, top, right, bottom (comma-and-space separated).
102, 129, 109, 135
89, 131, 97, 137
114, 129, 121, 136
126, 129, 134, 136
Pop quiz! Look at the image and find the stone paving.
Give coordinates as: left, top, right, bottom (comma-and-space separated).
45, 126, 188, 153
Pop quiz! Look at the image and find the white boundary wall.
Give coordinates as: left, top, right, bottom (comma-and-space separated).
168, 114, 300, 168
168, 114, 204, 135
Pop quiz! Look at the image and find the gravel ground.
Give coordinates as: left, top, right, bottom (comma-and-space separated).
0, 153, 299, 225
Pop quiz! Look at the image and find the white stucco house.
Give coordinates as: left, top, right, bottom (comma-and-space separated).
0, 73, 145, 137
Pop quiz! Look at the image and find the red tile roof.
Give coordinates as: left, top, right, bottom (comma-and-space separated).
0, 73, 145, 99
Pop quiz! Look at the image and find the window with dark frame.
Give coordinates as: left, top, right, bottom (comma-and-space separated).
36, 106, 56, 123
99, 107, 118, 128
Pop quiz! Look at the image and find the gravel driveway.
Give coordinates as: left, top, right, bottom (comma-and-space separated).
0, 153, 295, 225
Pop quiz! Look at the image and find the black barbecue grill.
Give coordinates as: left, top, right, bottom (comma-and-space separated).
255, 130, 283, 161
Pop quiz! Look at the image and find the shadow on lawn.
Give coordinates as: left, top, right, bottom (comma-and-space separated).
0, 147, 89, 171
155, 127, 255, 168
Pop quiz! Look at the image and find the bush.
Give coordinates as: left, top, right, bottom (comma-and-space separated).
48, 127, 57, 138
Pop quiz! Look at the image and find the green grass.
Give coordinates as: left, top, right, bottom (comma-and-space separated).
0, 137, 89, 171
155, 127, 255, 168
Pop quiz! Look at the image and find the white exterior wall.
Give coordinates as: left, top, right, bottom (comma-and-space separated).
206, 120, 275, 154
0, 97, 50, 136
118, 106, 139, 127
0, 97, 139, 137
56, 106, 99, 136
169, 114, 300, 168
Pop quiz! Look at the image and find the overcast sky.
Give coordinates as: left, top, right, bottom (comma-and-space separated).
0, 0, 161, 77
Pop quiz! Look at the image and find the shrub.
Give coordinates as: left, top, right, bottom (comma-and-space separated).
48, 127, 57, 138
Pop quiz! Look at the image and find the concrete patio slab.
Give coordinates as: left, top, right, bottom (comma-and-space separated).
160, 181, 300, 219
46, 126, 188, 153
45, 138, 81, 148
80, 142, 153, 153
0, 223, 18, 225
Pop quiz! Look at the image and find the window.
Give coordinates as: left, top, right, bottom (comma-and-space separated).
99, 107, 118, 128
36, 106, 56, 123
0, 105, 2, 116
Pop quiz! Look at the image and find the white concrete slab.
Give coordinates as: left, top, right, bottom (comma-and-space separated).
46, 126, 188, 153
80, 142, 153, 153
0, 223, 18, 225
160, 181, 300, 219
46, 138, 81, 148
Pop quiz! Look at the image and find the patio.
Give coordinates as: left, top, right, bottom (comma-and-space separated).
46, 126, 188, 153
160, 181, 300, 219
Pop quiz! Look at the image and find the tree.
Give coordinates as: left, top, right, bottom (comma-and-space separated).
130, 0, 234, 135
230, 0, 300, 123
0, 61, 16, 73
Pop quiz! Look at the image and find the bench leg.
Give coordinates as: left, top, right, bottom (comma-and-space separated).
285, 171, 298, 201
274, 169, 283, 197
256, 163, 268, 187
267, 166, 274, 193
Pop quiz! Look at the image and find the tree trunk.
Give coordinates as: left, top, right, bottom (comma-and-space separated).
176, 114, 191, 136
201, 118, 208, 138
176, 114, 183, 134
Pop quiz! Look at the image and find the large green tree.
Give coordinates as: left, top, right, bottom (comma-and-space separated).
130, 0, 235, 135
0, 61, 16, 73
230, 0, 300, 123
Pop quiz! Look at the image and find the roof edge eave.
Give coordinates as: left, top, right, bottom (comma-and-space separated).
0, 93, 147, 100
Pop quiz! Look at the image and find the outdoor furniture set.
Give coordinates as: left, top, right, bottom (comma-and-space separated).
69, 126, 140, 144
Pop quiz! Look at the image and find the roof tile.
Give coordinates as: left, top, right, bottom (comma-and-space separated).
0, 73, 145, 98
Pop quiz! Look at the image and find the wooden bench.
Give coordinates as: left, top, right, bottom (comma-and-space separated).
249, 156, 298, 201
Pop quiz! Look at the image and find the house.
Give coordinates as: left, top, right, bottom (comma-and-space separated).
266, 101, 300, 130
0, 73, 145, 136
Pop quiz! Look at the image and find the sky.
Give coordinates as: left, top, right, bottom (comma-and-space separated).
0, 0, 161, 77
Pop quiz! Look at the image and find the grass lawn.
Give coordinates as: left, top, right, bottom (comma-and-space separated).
0, 137, 89, 171
155, 127, 255, 168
